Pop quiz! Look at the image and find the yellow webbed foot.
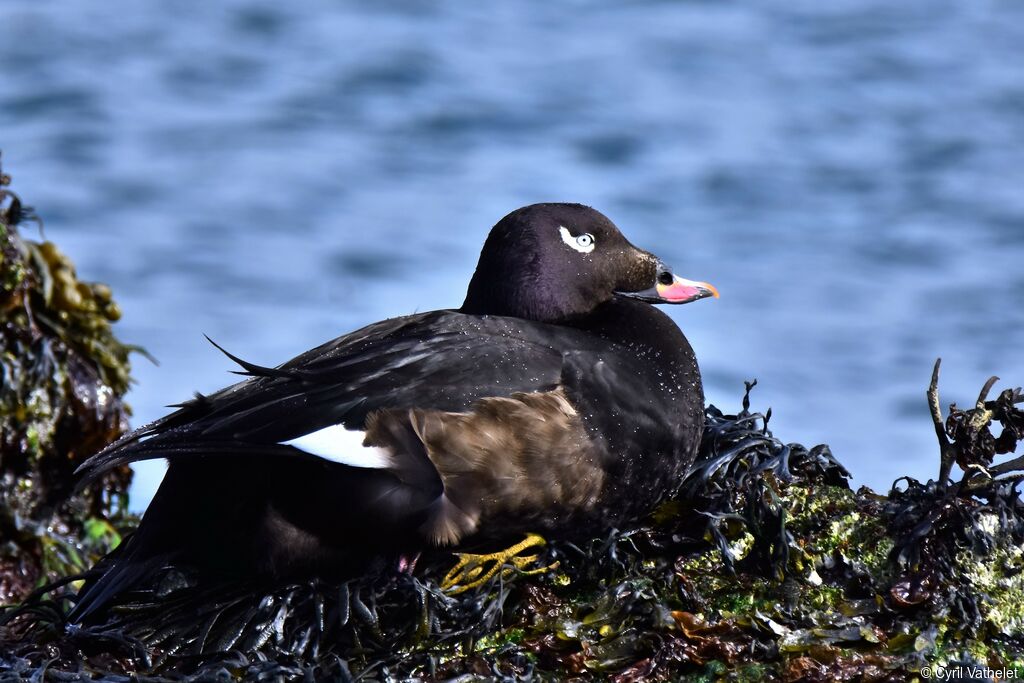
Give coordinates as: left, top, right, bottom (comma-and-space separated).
440, 533, 558, 594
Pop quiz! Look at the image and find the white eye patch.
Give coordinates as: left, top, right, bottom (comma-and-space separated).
559, 226, 596, 254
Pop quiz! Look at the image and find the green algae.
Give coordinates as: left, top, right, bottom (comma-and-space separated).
0, 154, 138, 604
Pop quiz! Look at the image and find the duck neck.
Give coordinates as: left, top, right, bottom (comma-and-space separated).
578, 298, 694, 366
460, 281, 591, 323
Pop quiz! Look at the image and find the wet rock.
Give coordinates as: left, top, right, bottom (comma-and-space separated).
0, 153, 138, 605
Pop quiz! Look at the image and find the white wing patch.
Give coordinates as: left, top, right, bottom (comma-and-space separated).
282, 425, 393, 468
559, 226, 595, 254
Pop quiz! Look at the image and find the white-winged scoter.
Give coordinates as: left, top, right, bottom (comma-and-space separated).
71, 203, 717, 620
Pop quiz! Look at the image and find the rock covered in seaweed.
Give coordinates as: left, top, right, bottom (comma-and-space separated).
3, 376, 1023, 681
0, 154, 138, 603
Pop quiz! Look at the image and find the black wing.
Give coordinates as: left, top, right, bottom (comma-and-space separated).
77, 309, 582, 483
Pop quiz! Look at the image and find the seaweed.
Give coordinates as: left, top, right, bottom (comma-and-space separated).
5, 369, 1021, 681
0, 153, 139, 605
884, 360, 1024, 661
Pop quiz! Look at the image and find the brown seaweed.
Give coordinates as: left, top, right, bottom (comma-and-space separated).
1, 153, 138, 606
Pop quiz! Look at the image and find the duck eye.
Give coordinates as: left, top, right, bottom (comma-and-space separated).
559, 226, 596, 254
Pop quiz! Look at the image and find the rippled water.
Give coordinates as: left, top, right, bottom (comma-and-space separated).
2, 0, 1023, 509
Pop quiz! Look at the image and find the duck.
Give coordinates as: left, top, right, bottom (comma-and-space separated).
69, 203, 717, 622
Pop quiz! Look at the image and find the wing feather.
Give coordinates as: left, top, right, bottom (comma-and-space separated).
77, 310, 582, 484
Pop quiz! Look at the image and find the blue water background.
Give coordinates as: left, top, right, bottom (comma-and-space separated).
2, 1, 1023, 510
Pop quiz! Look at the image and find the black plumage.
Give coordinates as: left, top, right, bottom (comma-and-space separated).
70, 203, 717, 622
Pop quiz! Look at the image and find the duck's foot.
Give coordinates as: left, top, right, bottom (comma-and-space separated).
440, 533, 558, 594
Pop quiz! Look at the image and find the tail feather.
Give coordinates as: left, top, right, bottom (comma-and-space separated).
69, 459, 253, 623
71, 410, 466, 621
68, 546, 170, 624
